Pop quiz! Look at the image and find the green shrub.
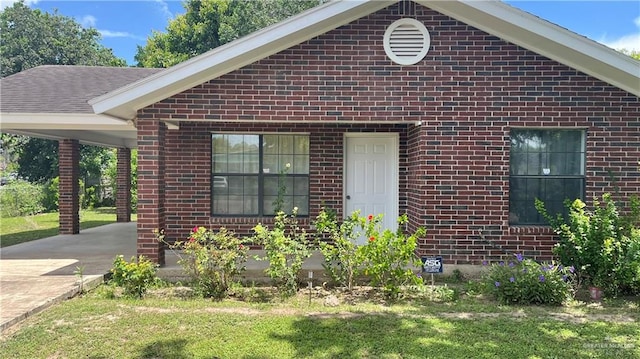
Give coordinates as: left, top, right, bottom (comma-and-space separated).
0, 180, 44, 217
358, 213, 426, 299
159, 227, 248, 299
536, 194, 640, 297
315, 208, 365, 290
40, 177, 88, 212
110, 255, 158, 298
253, 208, 311, 297
41, 177, 59, 211
483, 254, 575, 305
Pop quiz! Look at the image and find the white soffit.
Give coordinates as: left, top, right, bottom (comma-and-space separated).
0, 113, 135, 130
5, 129, 136, 148
0, 113, 137, 148
90, 0, 396, 120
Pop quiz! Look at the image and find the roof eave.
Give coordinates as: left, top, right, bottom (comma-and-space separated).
0, 113, 135, 130
90, 0, 397, 120
0, 113, 137, 148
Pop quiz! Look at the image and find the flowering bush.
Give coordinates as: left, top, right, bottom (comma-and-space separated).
110, 255, 158, 298
483, 254, 575, 305
315, 208, 366, 290
358, 213, 426, 299
158, 227, 248, 299
536, 194, 640, 297
253, 208, 311, 297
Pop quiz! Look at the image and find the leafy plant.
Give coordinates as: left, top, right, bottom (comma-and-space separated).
358, 214, 426, 299
158, 227, 248, 299
536, 194, 640, 297
483, 254, 575, 305
252, 208, 311, 297
315, 208, 366, 290
0, 179, 44, 217
110, 255, 158, 298
41, 177, 59, 211
74, 265, 85, 294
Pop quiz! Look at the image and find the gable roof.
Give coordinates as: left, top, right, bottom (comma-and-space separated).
91, 0, 640, 120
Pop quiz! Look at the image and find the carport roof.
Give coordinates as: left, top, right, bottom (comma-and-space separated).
0, 65, 162, 114
0, 66, 162, 148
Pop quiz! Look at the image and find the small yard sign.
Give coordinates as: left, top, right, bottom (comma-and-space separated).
421, 256, 443, 274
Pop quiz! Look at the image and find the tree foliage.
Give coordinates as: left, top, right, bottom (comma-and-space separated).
0, 1, 126, 188
9, 139, 114, 184
0, 1, 125, 77
135, 0, 321, 68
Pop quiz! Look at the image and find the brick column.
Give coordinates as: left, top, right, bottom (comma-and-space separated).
116, 148, 131, 222
136, 119, 166, 265
59, 139, 80, 234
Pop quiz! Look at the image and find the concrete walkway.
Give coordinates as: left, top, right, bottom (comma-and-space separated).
0, 222, 327, 335
0, 222, 137, 334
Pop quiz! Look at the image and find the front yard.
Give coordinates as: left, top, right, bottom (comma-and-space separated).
1, 285, 638, 358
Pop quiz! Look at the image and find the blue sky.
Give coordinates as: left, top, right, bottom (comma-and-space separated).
2, 0, 639, 65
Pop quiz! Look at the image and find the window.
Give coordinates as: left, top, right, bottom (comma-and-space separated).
509, 129, 586, 225
212, 134, 309, 216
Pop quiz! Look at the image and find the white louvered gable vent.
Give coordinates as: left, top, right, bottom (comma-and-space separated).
383, 18, 431, 65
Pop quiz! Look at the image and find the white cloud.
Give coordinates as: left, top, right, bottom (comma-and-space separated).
74, 14, 144, 41
0, 0, 39, 10
602, 34, 640, 52
153, 0, 173, 20
600, 16, 640, 52
99, 30, 145, 41
79, 15, 97, 28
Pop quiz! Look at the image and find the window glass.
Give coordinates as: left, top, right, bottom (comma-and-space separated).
212, 134, 310, 216
509, 129, 585, 225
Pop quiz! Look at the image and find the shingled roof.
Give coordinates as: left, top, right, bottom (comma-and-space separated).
0, 65, 162, 114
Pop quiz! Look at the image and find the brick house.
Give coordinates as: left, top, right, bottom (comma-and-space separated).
2, 0, 638, 266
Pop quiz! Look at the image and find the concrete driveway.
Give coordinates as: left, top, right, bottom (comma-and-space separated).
0, 222, 137, 334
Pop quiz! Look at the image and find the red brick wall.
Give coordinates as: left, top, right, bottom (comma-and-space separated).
136, 119, 166, 265
116, 148, 131, 223
137, 4, 640, 264
157, 122, 407, 243
59, 139, 79, 234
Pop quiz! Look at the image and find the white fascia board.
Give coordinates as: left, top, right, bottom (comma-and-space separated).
0, 113, 136, 131
90, 0, 397, 119
421, 0, 640, 96
6, 129, 136, 148
158, 118, 415, 124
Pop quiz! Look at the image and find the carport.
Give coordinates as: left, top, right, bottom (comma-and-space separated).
0, 65, 162, 233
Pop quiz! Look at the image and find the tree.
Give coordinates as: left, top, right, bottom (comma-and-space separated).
0, 1, 125, 77
0, 1, 126, 188
135, 0, 321, 68
618, 49, 640, 61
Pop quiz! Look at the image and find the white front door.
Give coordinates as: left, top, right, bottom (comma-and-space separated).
344, 134, 399, 244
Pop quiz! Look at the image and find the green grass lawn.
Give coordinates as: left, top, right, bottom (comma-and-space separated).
0, 207, 136, 247
1, 288, 638, 358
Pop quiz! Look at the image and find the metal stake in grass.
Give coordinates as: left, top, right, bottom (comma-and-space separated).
430, 273, 435, 301
308, 271, 313, 305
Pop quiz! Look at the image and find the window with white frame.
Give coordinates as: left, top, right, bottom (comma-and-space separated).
509, 129, 586, 225
211, 134, 309, 216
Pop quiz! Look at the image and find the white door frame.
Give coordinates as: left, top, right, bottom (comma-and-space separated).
343, 132, 399, 232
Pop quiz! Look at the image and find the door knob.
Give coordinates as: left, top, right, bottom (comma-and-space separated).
346, 195, 351, 200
